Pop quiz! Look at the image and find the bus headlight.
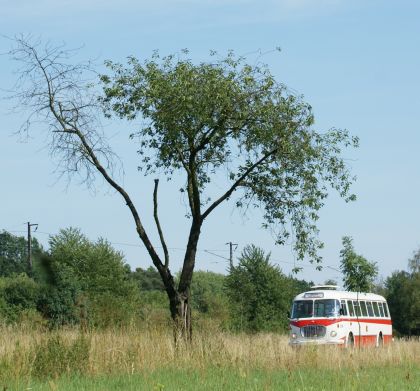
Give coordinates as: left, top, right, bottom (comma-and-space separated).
330, 331, 337, 337
291, 333, 297, 339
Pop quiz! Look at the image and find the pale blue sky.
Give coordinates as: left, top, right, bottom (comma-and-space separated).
1, 0, 419, 284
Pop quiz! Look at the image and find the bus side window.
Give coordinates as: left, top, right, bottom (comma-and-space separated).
353, 300, 361, 317
340, 300, 348, 316
347, 300, 354, 317
366, 301, 374, 317
383, 302, 390, 318
372, 302, 380, 317
360, 301, 368, 317
378, 302, 385, 317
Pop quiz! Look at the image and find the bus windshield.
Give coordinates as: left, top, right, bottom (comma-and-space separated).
292, 299, 340, 318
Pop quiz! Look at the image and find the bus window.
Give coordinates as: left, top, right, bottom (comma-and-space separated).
366, 301, 374, 317
353, 301, 361, 317
372, 302, 380, 317
378, 302, 385, 317
360, 301, 368, 317
347, 300, 355, 317
314, 299, 340, 317
383, 302, 390, 317
340, 300, 348, 316
292, 300, 313, 318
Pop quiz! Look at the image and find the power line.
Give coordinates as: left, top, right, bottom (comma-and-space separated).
0, 227, 342, 273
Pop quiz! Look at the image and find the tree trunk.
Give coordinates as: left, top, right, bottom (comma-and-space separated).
166, 219, 201, 345
169, 291, 192, 346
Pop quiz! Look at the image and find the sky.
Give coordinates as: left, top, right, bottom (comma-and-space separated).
1, 0, 419, 284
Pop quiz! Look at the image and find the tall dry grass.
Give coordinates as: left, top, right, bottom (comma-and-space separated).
0, 324, 419, 380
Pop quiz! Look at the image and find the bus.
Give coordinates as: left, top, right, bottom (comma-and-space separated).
289, 286, 392, 347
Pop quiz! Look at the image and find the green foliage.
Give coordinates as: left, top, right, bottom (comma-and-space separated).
339, 236, 378, 292
0, 274, 40, 322
0, 231, 44, 277
45, 228, 139, 327
88, 292, 141, 329
48, 228, 132, 296
1, 273, 39, 309
386, 271, 413, 336
36, 228, 139, 328
18, 366, 419, 391
31, 334, 90, 379
100, 51, 358, 264
131, 266, 165, 291
224, 245, 293, 333
408, 249, 420, 274
190, 271, 229, 320
386, 249, 420, 336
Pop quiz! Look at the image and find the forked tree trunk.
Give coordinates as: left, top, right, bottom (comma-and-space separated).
165, 220, 201, 345
169, 291, 192, 345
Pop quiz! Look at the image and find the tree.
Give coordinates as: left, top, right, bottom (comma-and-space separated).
324, 279, 337, 286
225, 245, 294, 332
9, 38, 358, 340
339, 236, 377, 292
408, 248, 420, 274
38, 228, 138, 327
0, 230, 44, 277
190, 271, 227, 316
131, 266, 165, 292
47, 228, 134, 296
385, 271, 412, 335
386, 249, 420, 336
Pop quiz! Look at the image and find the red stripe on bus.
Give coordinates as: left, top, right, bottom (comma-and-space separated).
355, 334, 392, 346
290, 318, 392, 327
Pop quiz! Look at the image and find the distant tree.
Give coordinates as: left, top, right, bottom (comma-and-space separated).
371, 277, 387, 297
0, 230, 44, 277
324, 279, 337, 286
386, 249, 420, 336
408, 249, 420, 274
131, 266, 165, 291
190, 271, 227, 316
47, 228, 133, 296
225, 245, 294, 332
39, 228, 138, 327
289, 277, 313, 295
339, 236, 377, 292
386, 271, 412, 335
10, 38, 358, 340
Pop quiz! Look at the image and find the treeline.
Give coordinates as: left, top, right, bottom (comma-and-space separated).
0, 229, 309, 332
0, 228, 419, 335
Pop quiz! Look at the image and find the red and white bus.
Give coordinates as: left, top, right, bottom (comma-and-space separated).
289, 286, 392, 347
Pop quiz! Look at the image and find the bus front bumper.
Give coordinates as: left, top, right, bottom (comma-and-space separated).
289, 338, 346, 346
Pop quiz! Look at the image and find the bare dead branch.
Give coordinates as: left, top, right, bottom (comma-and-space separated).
153, 179, 170, 269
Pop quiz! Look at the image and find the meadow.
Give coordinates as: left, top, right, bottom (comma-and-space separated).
0, 325, 418, 390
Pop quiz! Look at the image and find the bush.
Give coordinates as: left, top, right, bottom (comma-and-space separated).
0, 274, 41, 323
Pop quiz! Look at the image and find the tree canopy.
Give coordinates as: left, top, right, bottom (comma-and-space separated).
339, 236, 377, 292
100, 51, 358, 263
0, 230, 44, 277
224, 244, 306, 332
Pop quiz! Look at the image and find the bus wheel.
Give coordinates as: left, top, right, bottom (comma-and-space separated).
348, 333, 354, 348
377, 333, 383, 347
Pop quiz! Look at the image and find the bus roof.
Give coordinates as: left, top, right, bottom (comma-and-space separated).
293, 289, 386, 302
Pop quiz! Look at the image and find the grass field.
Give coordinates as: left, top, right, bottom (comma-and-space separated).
0, 325, 418, 390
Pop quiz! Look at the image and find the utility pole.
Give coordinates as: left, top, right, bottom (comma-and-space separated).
27, 222, 38, 273
225, 242, 238, 269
